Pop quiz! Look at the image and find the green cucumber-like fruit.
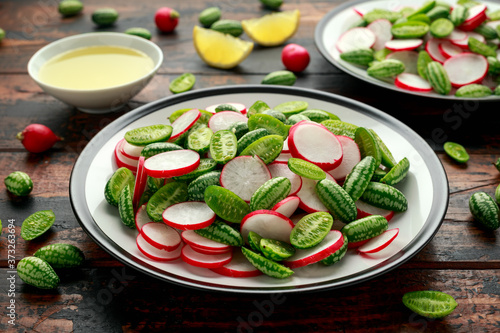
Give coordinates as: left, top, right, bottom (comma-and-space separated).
487, 56, 500, 75
273, 100, 308, 116
187, 170, 221, 201
239, 134, 284, 164
363, 9, 402, 24
402, 290, 458, 319
21, 210, 56, 241
237, 128, 270, 154
285, 114, 310, 125
367, 59, 405, 78
260, 109, 287, 123
215, 104, 239, 113
469, 191, 500, 230
104, 167, 135, 207
17, 256, 60, 289
444, 142, 469, 163
58, 0, 83, 16
210, 129, 238, 164
407, 0, 436, 18
343, 156, 377, 202
341, 215, 388, 243
426, 61, 451, 95
204, 185, 250, 223
0, 28, 5, 42
260, 238, 295, 261
248, 231, 263, 252
407, 13, 431, 25
426, 5, 450, 20
340, 48, 374, 66
210, 19, 243, 37
468, 37, 497, 57
169, 108, 212, 124
372, 167, 388, 182
489, 9, 500, 21
124, 27, 152, 40
34, 243, 85, 268
146, 182, 188, 222
430, 18, 454, 38
4, 171, 33, 196
495, 85, 500, 96
118, 185, 136, 229
374, 48, 392, 62
261, 70, 297, 86
455, 84, 492, 98
321, 234, 349, 266
124, 124, 173, 146
391, 21, 429, 39
169, 73, 196, 94
474, 24, 498, 40
241, 247, 294, 279
187, 125, 213, 153
227, 121, 249, 139
146, 176, 164, 194
496, 184, 500, 204
140, 142, 183, 159
417, 50, 433, 80
250, 177, 291, 211
316, 179, 357, 223
288, 158, 326, 180
355, 127, 382, 168
195, 219, 244, 246
246, 100, 271, 117
360, 182, 408, 212
259, 0, 283, 10
301, 109, 338, 122
248, 113, 289, 137
92, 8, 119, 27
199, 7, 221, 27
380, 157, 410, 185
450, 5, 468, 26
369, 129, 397, 169
290, 212, 333, 249
172, 158, 217, 181
321, 119, 358, 139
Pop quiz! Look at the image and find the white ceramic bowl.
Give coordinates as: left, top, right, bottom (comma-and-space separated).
27, 32, 163, 114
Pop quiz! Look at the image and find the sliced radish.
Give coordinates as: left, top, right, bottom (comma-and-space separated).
358, 228, 399, 254
132, 156, 147, 209
458, 4, 487, 31
395, 73, 433, 92
438, 41, 463, 59
425, 39, 447, 63
144, 149, 200, 178
296, 173, 335, 213
115, 139, 138, 173
141, 222, 182, 251
162, 201, 216, 230
355, 200, 395, 222
386, 50, 419, 74
169, 109, 201, 142
282, 136, 290, 153
283, 230, 344, 269
348, 239, 370, 249
181, 230, 231, 254
210, 248, 262, 278
445, 29, 467, 43
267, 162, 302, 196
136, 233, 182, 262
220, 155, 271, 202
485, 20, 500, 30
352, 6, 367, 17
274, 152, 292, 164
336, 27, 376, 53
385, 39, 423, 52
327, 136, 361, 182
443, 52, 488, 87
450, 31, 485, 49
288, 121, 342, 171
135, 203, 153, 232
272, 196, 300, 218
367, 19, 393, 51
240, 210, 294, 244
181, 244, 233, 268
120, 140, 143, 160
207, 111, 248, 133
205, 102, 247, 115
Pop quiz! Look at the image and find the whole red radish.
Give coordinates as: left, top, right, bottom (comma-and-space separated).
155, 7, 179, 33
17, 124, 62, 153
281, 43, 310, 72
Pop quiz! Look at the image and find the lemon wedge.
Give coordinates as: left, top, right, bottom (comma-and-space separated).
241, 9, 300, 47
193, 26, 254, 69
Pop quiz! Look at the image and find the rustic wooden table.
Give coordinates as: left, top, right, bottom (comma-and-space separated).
1, 0, 499, 332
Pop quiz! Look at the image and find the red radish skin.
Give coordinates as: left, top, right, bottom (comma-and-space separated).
438, 41, 463, 59
385, 39, 422, 52
367, 19, 393, 51
281, 43, 310, 72
443, 52, 488, 88
356, 200, 395, 222
132, 156, 147, 209
207, 111, 248, 132
141, 222, 182, 251
162, 201, 216, 230
267, 162, 302, 196
144, 149, 200, 178
120, 140, 143, 160
394, 73, 433, 92
446, 29, 467, 43
210, 249, 262, 278
189, 243, 232, 255
205, 103, 247, 114
450, 31, 485, 49
135, 203, 153, 232
348, 239, 370, 249
169, 109, 201, 142
240, 210, 294, 244
136, 234, 182, 262
328, 136, 361, 182
17, 124, 62, 153
155, 7, 179, 33
425, 39, 447, 63
115, 139, 138, 174
272, 196, 300, 218
352, 7, 366, 17
297, 173, 335, 213
181, 244, 233, 268
358, 228, 399, 254
181, 230, 231, 253
458, 4, 487, 31
336, 27, 376, 53
283, 230, 344, 269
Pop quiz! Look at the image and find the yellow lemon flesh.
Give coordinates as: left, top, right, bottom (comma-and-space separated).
242, 10, 300, 47
193, 26, 254, 69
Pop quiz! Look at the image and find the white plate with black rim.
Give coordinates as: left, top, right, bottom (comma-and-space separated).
69, 85, 448, 294
314, 0, 500, 101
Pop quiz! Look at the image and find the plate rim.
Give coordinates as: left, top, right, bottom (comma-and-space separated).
69, 84, 449, 294
314, 0, 500, 102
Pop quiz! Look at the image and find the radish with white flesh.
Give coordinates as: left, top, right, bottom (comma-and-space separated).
283, 230, 344, 269
169, 109, 201, 142
288, 121, 343, 171
181, 244, 233, 268
328, 136, 361, 182
136, 234, 182, 262
356, 200, 395, 221
115, 139, 138, 173
451, 31, 485, 49
446, 29, 467, 43
208, 111, 248, 133
162, 201, 216, 230
141, 222, 182, 251
274, 152, 292, 164
443, 53, 488, 87
395, 73, 433, 92
272, 196, 300, 218
352, 7, 366, 17
336, 27, 376, 53
135, 203, 153, 232
459, 4, 487, 31
486, 20, 500, 30
220, 155, 271, 202
144, 149, 200, 178
205, 102, 247, 115
210, 248, 262, 277
282, 136, 290, 153
132, 156, 147, 209
240, 210, 294, 244
386, 51, 419, 74
297, 173, 335, 213
267, 162, 302, 196
367, 19, 393, 51
438, 41, 463, 59
426, 39, 447, 63
385, 39, 423, 52
120, 140, 143, 160
181, 230, 231, 254
358, 228, 399, 254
